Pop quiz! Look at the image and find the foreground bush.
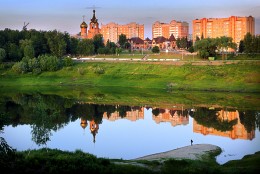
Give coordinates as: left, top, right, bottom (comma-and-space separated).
1, 148, 153, 174
12, 55, 73, 74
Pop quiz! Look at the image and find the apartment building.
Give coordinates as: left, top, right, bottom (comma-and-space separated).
192, 16, 255, 44
152, 20, 189, 39
101, 22, 144, 43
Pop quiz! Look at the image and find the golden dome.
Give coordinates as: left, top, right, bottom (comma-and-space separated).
80, 21, 88, 28
80, 119, 88, 129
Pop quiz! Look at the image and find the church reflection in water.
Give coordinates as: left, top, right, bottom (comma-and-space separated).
79, 105, 257, 143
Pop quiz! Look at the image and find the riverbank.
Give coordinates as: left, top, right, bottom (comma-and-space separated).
1, 144, 259, 174
0, 60, 260, 92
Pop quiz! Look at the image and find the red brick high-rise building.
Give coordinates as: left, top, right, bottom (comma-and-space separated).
152, 20, 189, 39
101, 22, 144, 43
192, 16, 255, 44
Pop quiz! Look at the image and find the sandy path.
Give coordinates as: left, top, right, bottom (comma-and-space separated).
134, 144, 221, 161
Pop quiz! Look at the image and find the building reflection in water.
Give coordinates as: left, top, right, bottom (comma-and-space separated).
103, 106, 144, 121
152, 107, 189, 127
80, 106, 144, 143
193, 109, 255, 140
80, 105, 256, 143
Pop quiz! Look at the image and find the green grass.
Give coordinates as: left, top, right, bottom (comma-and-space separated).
1, 148, 259, 174
0, 61, 260, 93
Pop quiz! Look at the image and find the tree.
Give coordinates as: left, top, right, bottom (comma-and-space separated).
194, 37, 236, 59
70, 38, 79, 56
188, 46, 194, 53
216, 36, 237, 60
30, 30, 49, 57
77, 39, 94, 56
243, 32, 253, 54
201, 33, 204, 40
238, 40, 245, 53
216, 36, 237, 52
176, 38, 181, 48
243, 33, 260, 55
0, 48, 6, 62
180, 37, 188, 49
20, 39, 35, 58
195, 35, 200, 42
118, 34, 127, 48
152, 46, 160, 53
45, 30, 67, 58
152, 108, 160, 116
97, 47, 109, 54
194, 38, 217, 58
105, 40, 117, 54
93, 34, 104, 53
7, 43, 22, 61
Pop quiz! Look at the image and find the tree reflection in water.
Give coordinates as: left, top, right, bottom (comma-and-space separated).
0, 93, 260, 146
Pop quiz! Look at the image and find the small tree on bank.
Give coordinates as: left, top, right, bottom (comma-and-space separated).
118, 34, 127, 48
194, 36, 236, 59
152, 46, 160, 53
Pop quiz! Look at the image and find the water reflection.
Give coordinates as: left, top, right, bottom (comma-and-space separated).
0, 93, 259, 164
152, 108, 189, 126
193, 109, 255, 140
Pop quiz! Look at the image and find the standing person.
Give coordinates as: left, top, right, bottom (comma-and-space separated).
191, 139, 193, 146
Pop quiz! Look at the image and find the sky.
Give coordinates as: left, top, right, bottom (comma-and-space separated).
0, 0, 260, 38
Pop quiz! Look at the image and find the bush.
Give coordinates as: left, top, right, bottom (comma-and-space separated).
39, 55, 60, 71
152, 46, 160, 53
94, 66, 105, 74
78, 68, 85, 75
32, 67, 42, 75
63, 57, 74, 67
97, 47, 110, 55
28, 58, 40, 72
12, 55, 63, 74
12, 61, 28, 74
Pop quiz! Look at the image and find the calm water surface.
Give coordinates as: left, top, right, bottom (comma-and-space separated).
1, 93, 259, 164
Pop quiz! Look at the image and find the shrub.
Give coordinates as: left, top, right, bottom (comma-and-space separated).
97, 47, 109, 55
152, 46, 160, 53
38, 55, 60, 71
78, 68, 85, 75
27, 58, 40, 72
12, 61, 28, 74
63, 57, 74, 67
32, 68, 42, 75
94, 66, 105, 74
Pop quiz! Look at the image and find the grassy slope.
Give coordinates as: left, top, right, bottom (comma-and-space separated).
0, 61, 259, 92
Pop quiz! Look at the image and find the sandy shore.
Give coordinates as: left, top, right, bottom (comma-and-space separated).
134, 144, 221, 161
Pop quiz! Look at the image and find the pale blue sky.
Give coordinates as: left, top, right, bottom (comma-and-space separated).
0, 0, 259, 38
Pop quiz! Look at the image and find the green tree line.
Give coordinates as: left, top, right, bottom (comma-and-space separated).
238, 32, 260, 55
194, 36, 237, 59
193, 33, 260, 59
0, 29, 117, 63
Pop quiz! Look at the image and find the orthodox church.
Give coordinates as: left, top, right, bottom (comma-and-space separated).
79, 10, 101, 39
